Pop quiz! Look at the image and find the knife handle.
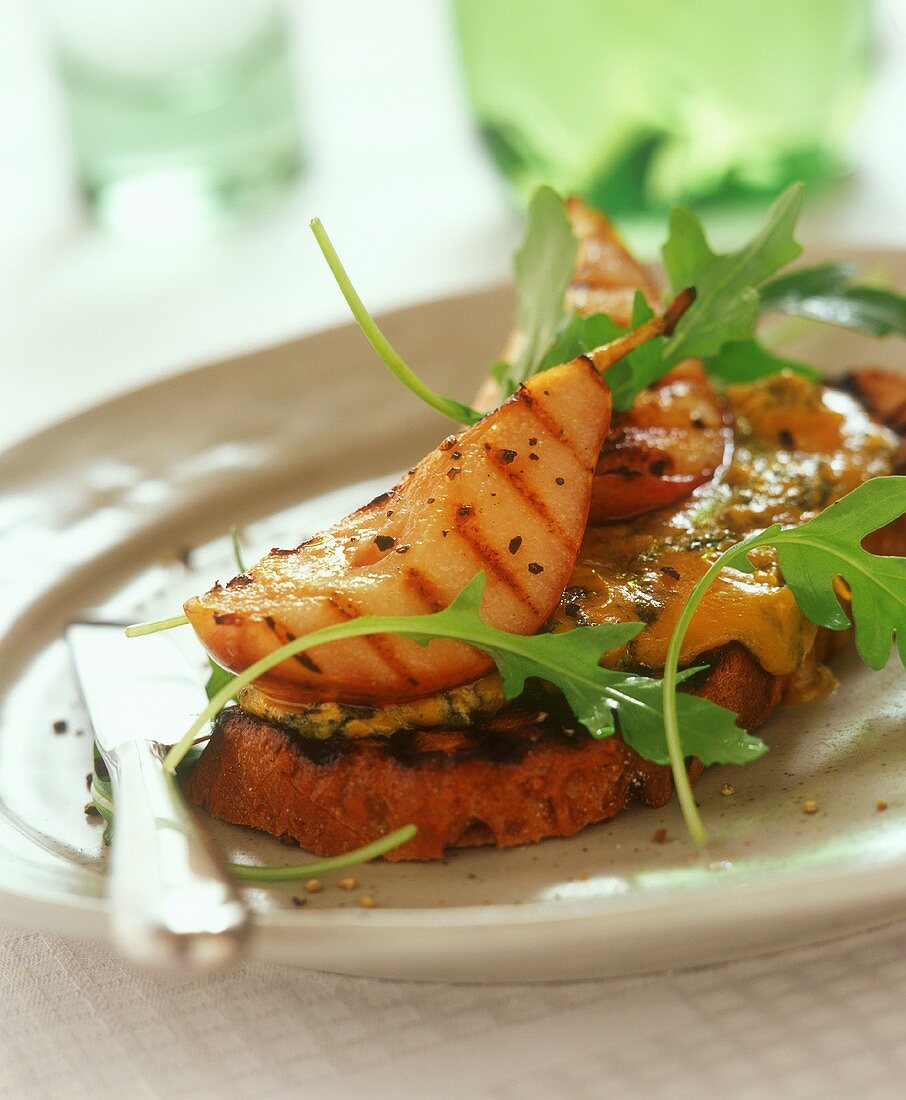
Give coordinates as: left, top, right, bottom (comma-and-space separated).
104, 738, 249, 971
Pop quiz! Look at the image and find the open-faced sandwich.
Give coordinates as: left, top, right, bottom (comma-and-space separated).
126, 185, 906, 862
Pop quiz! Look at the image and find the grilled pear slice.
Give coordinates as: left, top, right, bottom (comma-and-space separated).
185, 297, 691, 706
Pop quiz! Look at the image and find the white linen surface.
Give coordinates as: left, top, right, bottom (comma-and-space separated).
3, 921, 906, 1099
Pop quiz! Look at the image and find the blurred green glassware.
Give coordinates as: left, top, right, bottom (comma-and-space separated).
452, 0, 871, 213
53, 2, 302, 235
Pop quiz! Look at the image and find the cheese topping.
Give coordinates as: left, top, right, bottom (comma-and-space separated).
552, 374, 897, 676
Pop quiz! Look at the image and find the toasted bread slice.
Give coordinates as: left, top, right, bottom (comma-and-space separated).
187, 643, 779, 861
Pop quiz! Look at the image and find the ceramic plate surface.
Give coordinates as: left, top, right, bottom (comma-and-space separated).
2, 263, 906, 982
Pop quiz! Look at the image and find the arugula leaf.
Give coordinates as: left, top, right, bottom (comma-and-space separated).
660, 205, 714, 291
759, 260, 906, 337
604, 294, 666, 411
310, 217, 481, 426
537, 189, 812, 401
662, 183, 804, 365
496, 186, 579, 397
536, 295, 670, 413
421, 577, 756, 764
759, 262, 858, 307
762, 477, 906, 668
661, 475, 906, 845
205, 658, 234, 702
91, 744, 114, 845
766, 285, 906, 339
511, 185, 823, 407
162, 572, 756, 777
537, 311, 623, 375
622, 677, 765, 767
705, 338, 817, 384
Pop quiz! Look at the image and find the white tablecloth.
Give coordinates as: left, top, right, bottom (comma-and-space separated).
3, 920, 906, 1099
4, 2, 906, 1096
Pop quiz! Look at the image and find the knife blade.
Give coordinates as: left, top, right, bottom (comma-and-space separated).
67, 622, 249, 971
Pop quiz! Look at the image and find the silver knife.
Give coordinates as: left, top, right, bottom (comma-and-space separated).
66, 622, 249, 971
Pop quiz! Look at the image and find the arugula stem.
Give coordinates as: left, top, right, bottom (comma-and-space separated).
660, 528, 778, 845
126, 527, 247, 639
660, 557, 730, 846
309, 218, 481, 426
229, 525, 247, 572
125, 613, 189, 638
227, 825, 418, 881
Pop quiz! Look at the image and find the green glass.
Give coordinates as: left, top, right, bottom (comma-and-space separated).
56, 9, 302, 234
452, 0, 871, 213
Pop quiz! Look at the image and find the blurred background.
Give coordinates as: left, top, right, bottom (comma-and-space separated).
2, 0, 906, 452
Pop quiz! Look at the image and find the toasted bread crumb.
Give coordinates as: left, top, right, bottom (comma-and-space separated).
358, 894, 376, 908
652, 827, 668, 844
720, 783, 735, 796
338, 877, 358, 891
877, 798, 889, 812
304, 878, 324, 893
803, 800, 819, 814
291, 895, 307, 907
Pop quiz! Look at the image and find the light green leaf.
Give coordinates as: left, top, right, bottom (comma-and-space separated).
605, 293, 664, 411
536, 311, 623, 375
662, 183, 804, 365
537, 294, 668, 413
509, 187, 579, 382
759, 260, 906, 337
495, 186, 578, 397
705, 338, 818, 384
768, 476, 906, 668
767, 285, 906, 339
618, 675, 766, 767
661, 206, 715, 291
310, 217, 481, 425
759, 262, 858, 308
205, 657, 235, 703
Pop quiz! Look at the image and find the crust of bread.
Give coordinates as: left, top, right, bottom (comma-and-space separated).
187, 643, 779, 861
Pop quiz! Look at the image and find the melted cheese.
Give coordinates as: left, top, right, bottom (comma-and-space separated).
553, 374, 897, 676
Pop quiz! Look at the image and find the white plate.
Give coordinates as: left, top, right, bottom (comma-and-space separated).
2, 268, 906, 983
